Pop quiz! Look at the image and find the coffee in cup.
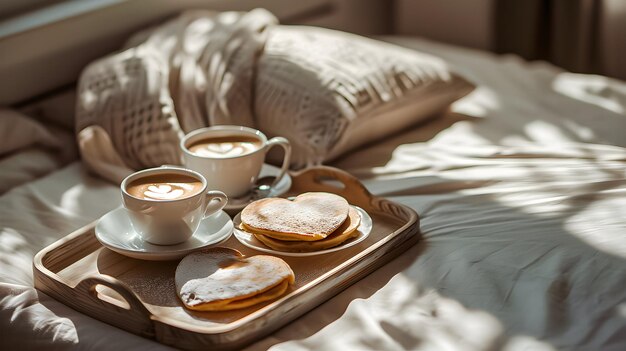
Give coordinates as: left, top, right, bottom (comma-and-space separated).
181, 126, 291, 198
187, 136, 263, 159
121, 167, 227, 245
126, 173, 204, 201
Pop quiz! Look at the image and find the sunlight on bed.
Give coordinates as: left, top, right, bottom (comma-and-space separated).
523, 120, 576, 144
565, 196, 626, 258
60, 185, 88, 215
452, 87, 501, 118
552, 74, 625, 114
59, 181, 120, 218
619, 303, 626, 318
0, 228, 32, 285
503, 336, 557, 351
360, 274, 557, 351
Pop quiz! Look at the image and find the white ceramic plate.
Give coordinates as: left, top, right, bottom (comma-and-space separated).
224, 163, 292, 211
95, 208, 233, 261
232, 206, 373, 257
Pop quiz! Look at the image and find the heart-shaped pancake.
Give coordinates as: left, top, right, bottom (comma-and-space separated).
175, 248, 294, 311
253, 206, 362, 252
241, 192, 350, 241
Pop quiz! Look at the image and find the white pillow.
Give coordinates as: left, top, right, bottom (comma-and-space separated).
255, 26, 475, 167
75, 11, 474, 183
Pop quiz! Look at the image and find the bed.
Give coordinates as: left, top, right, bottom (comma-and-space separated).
1, 33, 626, 351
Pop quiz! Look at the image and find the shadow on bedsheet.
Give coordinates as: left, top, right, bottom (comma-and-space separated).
266, 78, 626, 347
247, 161, 626, 350
27, 136, 626, 350
327, 79, 626, 346
331, 111, 481, 172
24, 154, 624, 350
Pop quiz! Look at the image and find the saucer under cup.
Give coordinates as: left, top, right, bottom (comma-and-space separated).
95, 208, 233, 261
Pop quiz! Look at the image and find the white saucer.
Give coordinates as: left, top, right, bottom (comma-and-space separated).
224, 163, 292, 211
95, 208, 233, 261
232, 206, 373, 257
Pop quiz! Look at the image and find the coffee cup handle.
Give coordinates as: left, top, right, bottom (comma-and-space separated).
265, 137, 292, 190
203, 191, 228, 218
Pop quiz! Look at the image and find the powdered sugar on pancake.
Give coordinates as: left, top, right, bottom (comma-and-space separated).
241, 192, 350, 240
254, 206, 362, 252
175, 248, 294, 308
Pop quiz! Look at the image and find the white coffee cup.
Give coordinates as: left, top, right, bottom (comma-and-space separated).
121, 167, 227, 245
180, 126, 291, 198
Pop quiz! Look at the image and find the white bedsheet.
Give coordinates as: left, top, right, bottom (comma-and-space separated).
1, 37, 626, 350
0, 110, 77, 195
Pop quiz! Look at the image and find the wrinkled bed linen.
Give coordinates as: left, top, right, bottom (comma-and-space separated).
2, 37, 626, 350
0, 109, 77, 194
0, 163, 170, 350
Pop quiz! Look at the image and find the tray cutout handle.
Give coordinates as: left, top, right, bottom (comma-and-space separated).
76, 275, 154, 337
291, 166, 372, 207
314, 175, 346, 190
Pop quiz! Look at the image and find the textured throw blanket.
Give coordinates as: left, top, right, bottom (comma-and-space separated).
76, 9, 277, 183
76, 9, 473, 184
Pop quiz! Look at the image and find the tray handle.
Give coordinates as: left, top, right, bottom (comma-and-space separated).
76, 275, 154, 337
290, 166, 419, 223
290, 166, 372, 207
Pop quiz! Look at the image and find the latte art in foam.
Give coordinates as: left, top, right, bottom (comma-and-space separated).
188, 136, 262, 158
126, 174, 204, 201
144, 184, 190, 200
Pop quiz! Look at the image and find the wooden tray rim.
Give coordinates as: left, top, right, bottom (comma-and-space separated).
33, 166, 420, 335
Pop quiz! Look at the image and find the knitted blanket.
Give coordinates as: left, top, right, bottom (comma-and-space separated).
76, 9, 276, 183
76, 9, 472, 184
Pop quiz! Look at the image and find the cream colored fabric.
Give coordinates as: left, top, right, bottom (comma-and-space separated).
76, 9, 277, 183
256, 25, 474, 166
2, 37, 626, 350
0, 109, 77, 193
0, 109, 66, 157
76, 46, 182, 173
75, 10, 473, 183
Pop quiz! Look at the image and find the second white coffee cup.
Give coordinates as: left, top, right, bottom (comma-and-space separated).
180, 126, 291, 198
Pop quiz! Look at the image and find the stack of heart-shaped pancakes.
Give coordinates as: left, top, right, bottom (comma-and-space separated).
240, 192, 361, 252
176, 248, 294, 311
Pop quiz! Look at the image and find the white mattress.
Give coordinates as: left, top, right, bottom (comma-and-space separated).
1, 37, 626, 350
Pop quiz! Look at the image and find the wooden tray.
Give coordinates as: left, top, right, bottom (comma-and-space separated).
33, 166, 420, 350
